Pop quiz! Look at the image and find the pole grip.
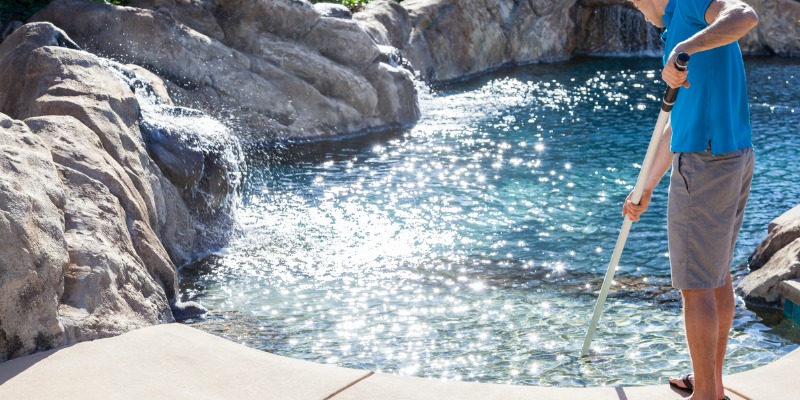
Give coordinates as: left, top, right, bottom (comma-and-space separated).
661, 53, 690, 112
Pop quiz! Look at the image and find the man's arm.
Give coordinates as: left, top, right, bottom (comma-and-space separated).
622, 121, 674, 222
662, 0, 759, 88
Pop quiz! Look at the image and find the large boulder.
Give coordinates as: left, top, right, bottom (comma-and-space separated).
0, 22, 240, 361
0, 113, 69, 361
374, 0, 580, 83
741, 0, 800, 56
738, 205, 800, 303
32, 0, 419, 143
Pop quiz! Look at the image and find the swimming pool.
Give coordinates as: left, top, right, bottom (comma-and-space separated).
181, 56, 800, 386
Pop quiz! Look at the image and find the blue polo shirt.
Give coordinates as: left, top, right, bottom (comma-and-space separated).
662, 0, 752, 155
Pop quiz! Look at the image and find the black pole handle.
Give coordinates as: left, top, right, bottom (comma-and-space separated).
661, 52, 690, 112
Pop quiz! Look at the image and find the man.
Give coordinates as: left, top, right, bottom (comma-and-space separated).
621, 0, 759, 400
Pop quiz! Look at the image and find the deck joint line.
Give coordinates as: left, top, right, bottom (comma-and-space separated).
323, 371, 375, 399
725, 387, 753, 400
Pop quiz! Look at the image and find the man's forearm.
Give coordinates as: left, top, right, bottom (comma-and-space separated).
644, 122, 675, 193
677, 0, 758, 55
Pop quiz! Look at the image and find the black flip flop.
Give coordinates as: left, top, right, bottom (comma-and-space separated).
669, 373, 694, 392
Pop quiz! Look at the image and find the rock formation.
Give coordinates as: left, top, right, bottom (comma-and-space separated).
354, 0, 798, 83
0, 22, 238, 361
0, 0, 797, 364
573, 0, 663, 56
738, 205, 800, 303
360, 0, 579, 83
31, 0, 420, 144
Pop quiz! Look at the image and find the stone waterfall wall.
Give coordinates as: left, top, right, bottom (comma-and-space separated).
573, 0, 663, 56
0, 22, 236, 362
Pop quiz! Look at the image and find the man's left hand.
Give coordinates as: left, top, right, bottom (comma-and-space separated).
663, 48, 690, 89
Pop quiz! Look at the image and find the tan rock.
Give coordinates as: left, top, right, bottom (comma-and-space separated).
0, 21, 244, 361
748, 204, 800, 270
0, 114, 69, 362
739, 205, 800, 303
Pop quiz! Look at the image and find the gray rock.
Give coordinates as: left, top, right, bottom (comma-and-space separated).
741, 0, 800, 57
303, 16, 382, 68
170, 300, 208, 321
129, 0, 225, 41
1, 21, 23, 43
354, 0, 412, 49
216, 0, 320, 41
738, 205, 800, 303
398, 0, 579, 83
33, 0, 419, 142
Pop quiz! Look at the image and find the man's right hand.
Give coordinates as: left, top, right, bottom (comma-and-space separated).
622, 189, 653, 222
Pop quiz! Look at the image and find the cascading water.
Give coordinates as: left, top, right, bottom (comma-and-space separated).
576, 4, 663, 57
103, 59, 245, 255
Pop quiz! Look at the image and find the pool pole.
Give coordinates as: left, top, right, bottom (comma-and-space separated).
581, 53, 690, 357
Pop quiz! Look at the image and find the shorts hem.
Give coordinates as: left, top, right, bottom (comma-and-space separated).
671, 279, 726, 290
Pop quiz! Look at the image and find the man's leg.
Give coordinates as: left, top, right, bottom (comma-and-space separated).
682, 287, 719, 400
712, 273, 735, 398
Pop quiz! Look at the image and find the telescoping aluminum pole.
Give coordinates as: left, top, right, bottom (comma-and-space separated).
581, 53, 690, 357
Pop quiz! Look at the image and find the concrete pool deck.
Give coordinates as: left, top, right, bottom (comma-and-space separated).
0, 323, 797, 399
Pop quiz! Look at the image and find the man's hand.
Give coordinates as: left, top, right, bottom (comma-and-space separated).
622, 189, 653, 222
663, 49, 690, 89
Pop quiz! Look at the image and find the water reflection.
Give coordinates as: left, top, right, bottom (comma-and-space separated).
182, 57, 800, 386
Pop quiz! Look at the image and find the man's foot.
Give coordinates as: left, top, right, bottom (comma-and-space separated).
669, 373, 694, 392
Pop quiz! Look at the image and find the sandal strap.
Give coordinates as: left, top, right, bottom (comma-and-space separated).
682, 374, 694, 389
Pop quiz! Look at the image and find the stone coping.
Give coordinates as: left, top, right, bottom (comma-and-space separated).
779, 279, 800, 306
0, 323, 797, 399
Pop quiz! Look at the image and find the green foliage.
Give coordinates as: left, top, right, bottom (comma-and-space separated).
310, 0, 402, 12
1, 0, 128, 25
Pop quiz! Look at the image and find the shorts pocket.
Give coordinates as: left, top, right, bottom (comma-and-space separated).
676, 153, 690, 194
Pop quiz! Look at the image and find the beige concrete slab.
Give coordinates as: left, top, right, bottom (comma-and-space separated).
0, 323, 370, 400
331, 372, 622, 400
0, 323, 797, 399
336, 374, 755, 400
725, 346, 800, 400
330, 371, 743, 400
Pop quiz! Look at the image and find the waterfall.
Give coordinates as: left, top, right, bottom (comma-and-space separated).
103, 59, 245, 256
576, 4, 663, 57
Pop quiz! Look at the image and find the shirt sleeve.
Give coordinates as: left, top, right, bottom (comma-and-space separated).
679, 0, 713, 26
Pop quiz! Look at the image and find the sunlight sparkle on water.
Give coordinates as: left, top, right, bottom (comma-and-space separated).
184, 58, 800, 387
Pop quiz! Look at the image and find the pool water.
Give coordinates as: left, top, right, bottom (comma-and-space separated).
181, 56, 800, 386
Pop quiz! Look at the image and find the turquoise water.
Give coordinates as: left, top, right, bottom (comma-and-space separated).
182, 57, 800, 386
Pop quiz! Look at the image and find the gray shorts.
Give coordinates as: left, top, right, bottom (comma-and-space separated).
667, 146, 754, 290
